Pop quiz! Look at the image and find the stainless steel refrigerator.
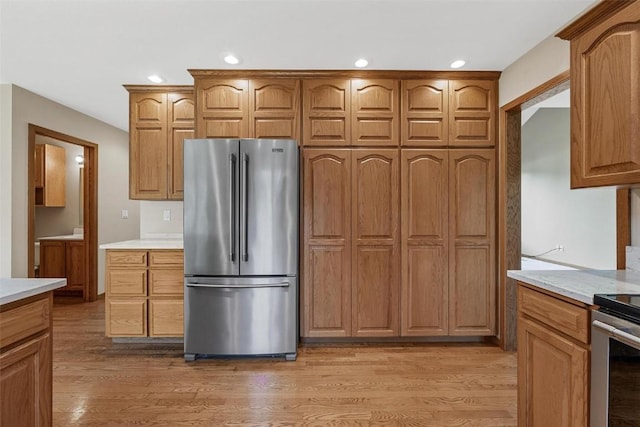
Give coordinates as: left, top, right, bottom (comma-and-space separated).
183, 138, 298, 361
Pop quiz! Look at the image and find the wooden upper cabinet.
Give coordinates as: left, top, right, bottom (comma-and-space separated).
449, 80, 496, 147
302, 149, 352, 337
303, 79, 351, 146
196, 79, 249, 139
34, 143, 66, 207
400, 149, 449, 336
557, 1, 640, 188
351, 79, 399, 146
127, 87, 193, 200
448, 149, 496, 335
351, 149, 399, 337
250, 79, 300, 141
401, 80, 449, 147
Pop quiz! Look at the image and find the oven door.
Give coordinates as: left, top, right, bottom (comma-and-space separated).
591, 310, 640, 426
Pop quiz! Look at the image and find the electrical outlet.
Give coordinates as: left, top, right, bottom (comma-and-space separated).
163, 210, 171, 221
121, 209, 128, 219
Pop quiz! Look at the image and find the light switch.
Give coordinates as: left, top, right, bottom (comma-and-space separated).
121, 209, 128, 219
163, 210, 171, 221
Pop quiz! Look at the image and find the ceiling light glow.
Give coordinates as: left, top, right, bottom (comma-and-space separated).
450, 60, 466, 69
354, 58, 369, 68
224, 54, 240, 65
147, 74, 164, 83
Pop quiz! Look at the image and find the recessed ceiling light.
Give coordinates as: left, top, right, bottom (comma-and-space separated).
147, 74, 164, 83
450, 60, 466, 69
224, 54, 240, 65
354, 58, 369, 68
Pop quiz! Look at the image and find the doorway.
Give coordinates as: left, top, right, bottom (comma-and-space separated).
28, 124, 99, 302
498, 72, 631, 351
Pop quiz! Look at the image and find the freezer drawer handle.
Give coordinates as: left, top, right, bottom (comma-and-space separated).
186, 282, 290, 289
229, 153, 236, 262
241, 152, 249, 262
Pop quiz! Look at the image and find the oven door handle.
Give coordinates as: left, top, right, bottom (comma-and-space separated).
593, 319, 640, 350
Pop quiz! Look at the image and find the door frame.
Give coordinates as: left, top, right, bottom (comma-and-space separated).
498, 70, 631, 350
28, 124, 99, 302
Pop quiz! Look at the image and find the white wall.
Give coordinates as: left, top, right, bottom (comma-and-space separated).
139, 201, 183, 238
0, 85, 13, 277
1, 84, 140, 294
500, 35, 640, 265
35, 136, 84, 238
521, 107, 616, 269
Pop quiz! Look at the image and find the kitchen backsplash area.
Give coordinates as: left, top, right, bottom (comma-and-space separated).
628, 246, 640, 272
139, 201, 183, 238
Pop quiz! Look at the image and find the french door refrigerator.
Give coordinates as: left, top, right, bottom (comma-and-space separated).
183, 138, 298, 361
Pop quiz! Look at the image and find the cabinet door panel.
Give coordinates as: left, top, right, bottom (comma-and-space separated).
518, 316, 588, 426
106, 270, 147, 296
130, 92, 168, 199
353, 246, 397, 336
168, 92, 194, 200
250, 79, 300, 141
0, 332, 51, 427
401, 150, 448, 335
149, 300, 183, 337
449, 80, 496, 147
352, 149, 399, 336
402, 80, 448, 146
571, 6, 640, 187
302, 149, 351, 337
65, 240, 85, 291
305, 247, 351, 337
149, 269, 184, 296
196, 79, 249, 138
106, 300, 147, 337
39, 241, 66, 279
303, 79, 350, 146
351, 79, 399, 146
449, 150, 495, 335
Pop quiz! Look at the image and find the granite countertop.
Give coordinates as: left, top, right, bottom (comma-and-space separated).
0, 278, 67, 305
507, 269, 640, 305
100, 239, 183, 250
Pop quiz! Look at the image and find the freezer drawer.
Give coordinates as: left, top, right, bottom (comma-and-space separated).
184, 277, 297, 360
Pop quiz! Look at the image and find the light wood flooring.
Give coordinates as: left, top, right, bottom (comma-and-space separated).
52, 297, 517, 426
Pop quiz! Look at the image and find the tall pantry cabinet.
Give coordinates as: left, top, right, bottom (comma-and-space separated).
299, 75, 497, 339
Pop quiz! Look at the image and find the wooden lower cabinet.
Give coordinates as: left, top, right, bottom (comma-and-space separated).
39, 238, 86, 296
0, 293, 53, 427
105, 249, 183, 338
517, 284, 589, 426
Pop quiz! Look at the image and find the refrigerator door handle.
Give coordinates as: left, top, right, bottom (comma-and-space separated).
186, 282, 290, 289
241, 152, 249, 262
229, 153, 236, 262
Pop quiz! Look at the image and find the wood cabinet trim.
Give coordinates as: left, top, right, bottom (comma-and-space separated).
556, 0, 634, 40
190, 69, 502, 80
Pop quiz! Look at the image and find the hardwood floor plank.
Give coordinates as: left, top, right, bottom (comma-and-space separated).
52, 297, 516, 425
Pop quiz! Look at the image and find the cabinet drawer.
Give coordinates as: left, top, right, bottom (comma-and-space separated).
0, 296, 50, 349
107, 250, 147, 267
107, 270, 147, 296
148, 250, 183, 267
149, 269, 184, 296
106, 300, 147, 337
518, 285, 589, 344
149, 299, 183, 337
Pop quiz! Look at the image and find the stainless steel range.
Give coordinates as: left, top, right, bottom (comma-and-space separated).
591, 294, 640, 426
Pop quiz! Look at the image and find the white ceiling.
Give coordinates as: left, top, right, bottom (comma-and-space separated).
0, 0, 596, 131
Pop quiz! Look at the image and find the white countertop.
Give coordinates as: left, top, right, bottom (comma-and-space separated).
100, 239, 183, 250
507, 269, 640, 305
0, 278, 67, 305
38, 234, 83, 241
